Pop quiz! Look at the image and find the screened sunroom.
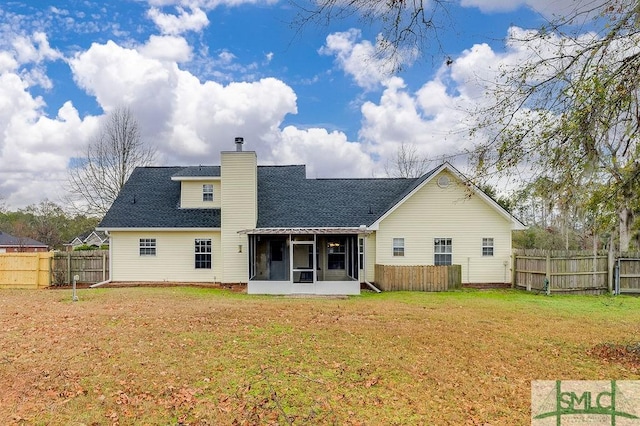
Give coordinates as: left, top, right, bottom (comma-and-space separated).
243, 228, 369, 295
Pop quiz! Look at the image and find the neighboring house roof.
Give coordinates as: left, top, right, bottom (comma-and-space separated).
99, 163, 524, 230
91, 230, 109, 242
0, 231, 48, 248
99, 167, 221, 229
67, 230, 109, 246
69, 236, 84, 245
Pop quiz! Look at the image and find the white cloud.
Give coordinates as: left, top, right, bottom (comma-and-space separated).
0, 32, 302, 208
460, 0, 608, 19
357, 39, 521, 170
0, 34, 89, 202
270, 126, 376, 178
0, 52, 18, 73
11, 32, 62, 65
147, 6, 209, 35
218, 50, 236, 63
320, 29, 416, 90
140, 35, 193, 62
147, 0, 279, 7
0, 77, 101, 207
358, 75, 476, 167
69, 38, 299, 166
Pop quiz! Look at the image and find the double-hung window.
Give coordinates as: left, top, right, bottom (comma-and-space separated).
434, 238, 452, 265
195, 238, 212, 269
482, 238, 494, 256
202, 184, 214, 202
139, 238, 156, 256
393, 238, 405, 257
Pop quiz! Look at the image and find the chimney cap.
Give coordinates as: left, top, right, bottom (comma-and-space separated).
235, 136, 244, 151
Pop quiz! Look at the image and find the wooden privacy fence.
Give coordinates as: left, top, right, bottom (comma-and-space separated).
375, 264, 462, 291
50, 250, 109, 286
615, 257, 640, 294
513, 249, 611, 295
0, 252, 52, 289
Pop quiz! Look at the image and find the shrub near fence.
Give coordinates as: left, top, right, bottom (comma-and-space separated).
375, 264, 462, 291
0, 252, 52, 289
51, 250, 109, 286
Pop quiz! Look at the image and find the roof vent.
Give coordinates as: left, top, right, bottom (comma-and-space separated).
235, 137, 244, 152
437, 175, 450, 188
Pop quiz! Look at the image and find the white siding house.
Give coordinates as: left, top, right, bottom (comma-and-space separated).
98, 139, 524, 294
372, 169, 516, 284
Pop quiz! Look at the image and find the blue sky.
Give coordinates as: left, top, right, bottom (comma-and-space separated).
0, 0, 583, 209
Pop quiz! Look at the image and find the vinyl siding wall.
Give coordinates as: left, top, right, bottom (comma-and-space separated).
180, 181, 221, 209
360, 233, 376, 282
375, 170, 513, 284
109, 231, 222, 282
220, 151, 257, 283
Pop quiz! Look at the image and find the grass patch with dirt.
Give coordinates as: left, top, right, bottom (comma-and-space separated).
1, 287, 639, 425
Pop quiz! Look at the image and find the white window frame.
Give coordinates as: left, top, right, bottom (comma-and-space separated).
482, 238, 494, 257
358, 237, 365, 268
139, 238, 156, 256
393, 238, 405, 257
202, 184, 214, 202
434, 238, 452, 265
195, 238, 212, 269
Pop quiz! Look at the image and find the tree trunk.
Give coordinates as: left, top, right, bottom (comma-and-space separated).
619, 205, 633, 254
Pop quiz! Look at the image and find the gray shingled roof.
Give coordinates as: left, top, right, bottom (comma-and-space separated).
99, 167, 221, 228
171, 166, 220, 178
0, 231, 47, 247
99, 164, 435, 229
256, 166, 428, 227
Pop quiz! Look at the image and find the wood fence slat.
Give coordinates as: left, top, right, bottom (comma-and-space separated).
0, 253, 53, 289
514, 249, 611, 295
374, 264, 461, 292
50, 250, 110, 286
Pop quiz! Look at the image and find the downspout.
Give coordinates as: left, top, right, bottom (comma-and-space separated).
361, 232, 381, 293
90, 279, 111, 288
364, 280, 381, 293
90, 229, 112, 288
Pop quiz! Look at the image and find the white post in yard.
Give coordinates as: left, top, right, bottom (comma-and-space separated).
72, 274, 79, 302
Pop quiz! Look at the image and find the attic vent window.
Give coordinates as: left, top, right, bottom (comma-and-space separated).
437, 176, 450, 188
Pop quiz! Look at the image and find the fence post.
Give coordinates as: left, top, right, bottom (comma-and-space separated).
607, 246, 614, 294
102, 251, 107, 282
66, 252, 71, 285
545, 252, 551, 295
34, 253, 40, 289
49, 254, 53, 287
511, 252, 516, 288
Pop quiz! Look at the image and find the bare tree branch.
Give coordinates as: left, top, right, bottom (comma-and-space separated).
289, 0, 452, 71
384, 142, 432, 178
66, 106, 156, 216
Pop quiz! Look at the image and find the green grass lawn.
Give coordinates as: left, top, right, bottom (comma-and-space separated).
1, 288, 639, 425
